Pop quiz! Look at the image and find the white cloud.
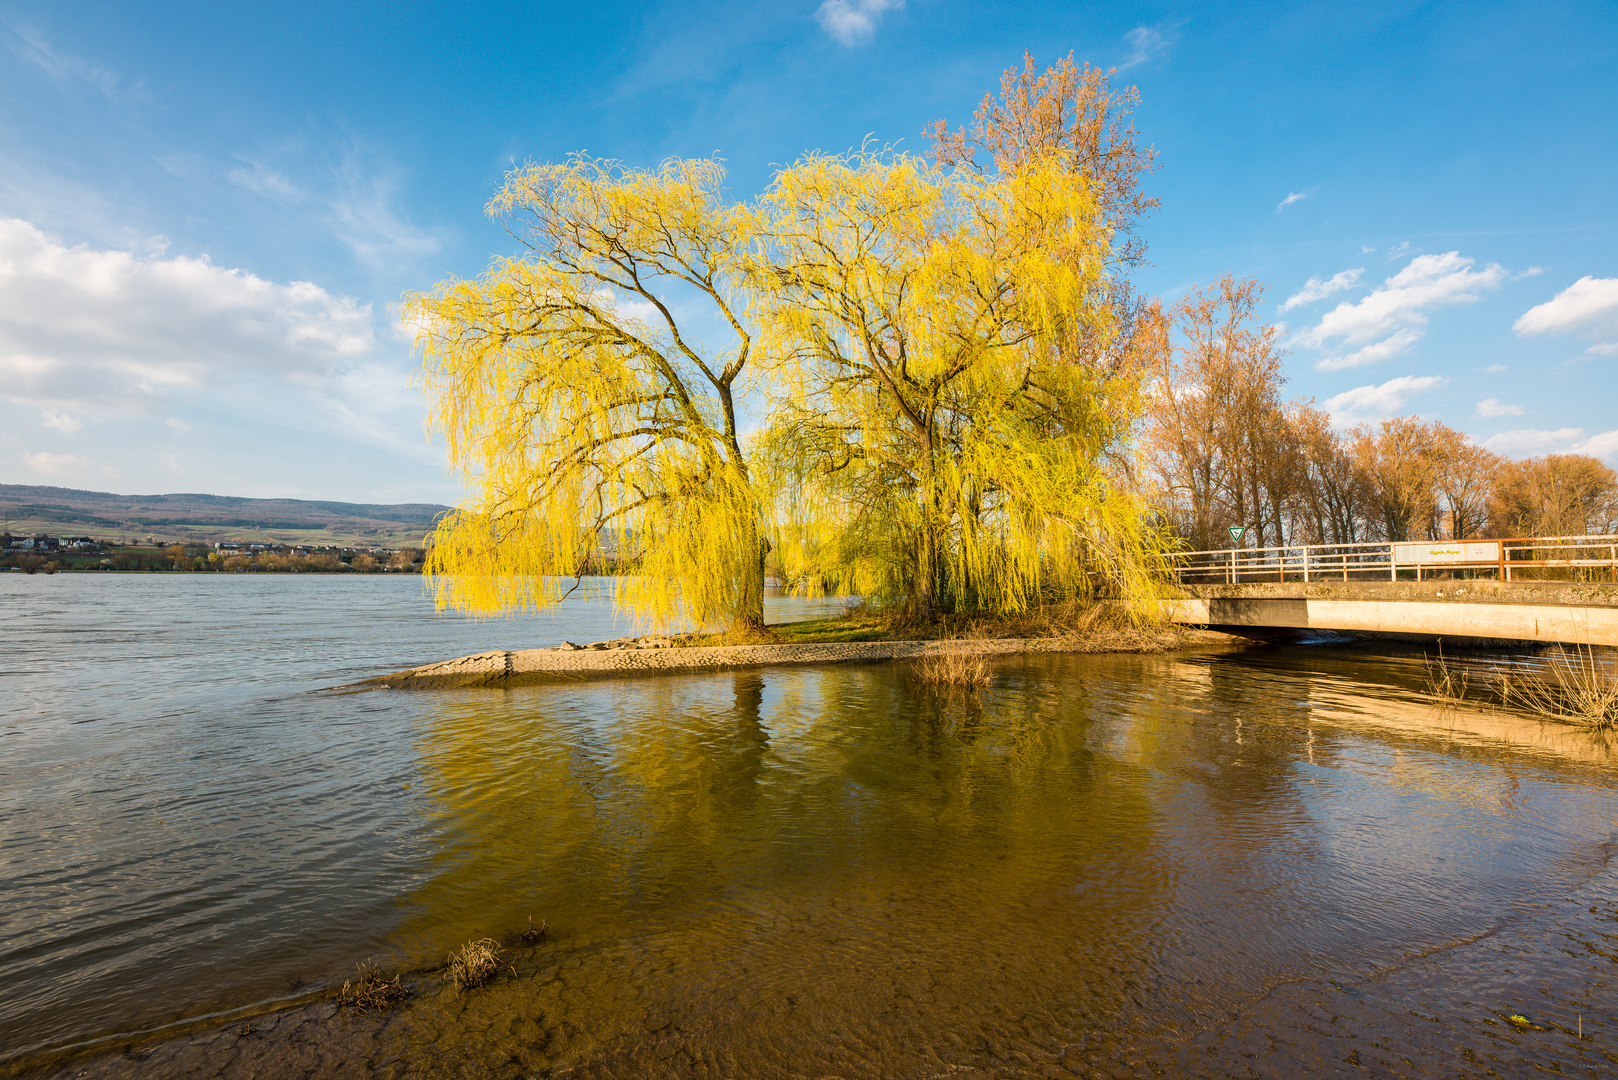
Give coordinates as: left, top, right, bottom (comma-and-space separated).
1474, 398, 1523, 418
1323, 374, 1446, 425
1121, 26, 1169, 69
1313, 327, 1421, 372
815, 0, 900, 45
1576, 429, 1618, 461
1299, 251, 1507, 349
40, 410, 83, 433
1483, 427, 1586, 455
1513, 276, 1618, 355
0, 218, 376, 412
1282, 268, 1362, 311
1480, 363, 1507, 373
1276, 191, 1307, 212
1387, 241, 1412, 260
23, 450, 89, 476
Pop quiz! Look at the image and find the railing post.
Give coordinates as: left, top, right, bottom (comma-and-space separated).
1302, 545, 1310, 583
1390, 544, 1396, 581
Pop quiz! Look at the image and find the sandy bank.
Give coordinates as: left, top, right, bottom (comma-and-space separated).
348, 628, 1209, 690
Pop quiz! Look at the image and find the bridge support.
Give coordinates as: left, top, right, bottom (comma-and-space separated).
1165, 581, 1618, 647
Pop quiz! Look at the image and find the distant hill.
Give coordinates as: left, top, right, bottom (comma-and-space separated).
0, 484, 453, 548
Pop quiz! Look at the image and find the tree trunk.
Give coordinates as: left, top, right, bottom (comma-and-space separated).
733, 527, 770, 632
911, 524, 938, 624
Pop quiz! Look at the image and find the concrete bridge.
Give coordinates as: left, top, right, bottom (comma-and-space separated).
1164, 580, 1618, 647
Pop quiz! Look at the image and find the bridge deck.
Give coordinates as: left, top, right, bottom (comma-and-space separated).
1164, 580, 1618, 647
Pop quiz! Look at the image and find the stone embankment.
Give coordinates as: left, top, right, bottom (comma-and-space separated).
349, 633, 1164, 690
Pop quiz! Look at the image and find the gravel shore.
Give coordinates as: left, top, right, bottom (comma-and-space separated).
350, 631, 1193, 690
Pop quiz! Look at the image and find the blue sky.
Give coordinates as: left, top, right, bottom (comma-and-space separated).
1, 0, 1614, 503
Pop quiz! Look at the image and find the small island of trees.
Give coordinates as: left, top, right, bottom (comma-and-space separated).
405, 54, 1617, 636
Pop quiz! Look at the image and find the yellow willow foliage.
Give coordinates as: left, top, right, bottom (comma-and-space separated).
405, 156, 771, 630
752, 148, 1165, 620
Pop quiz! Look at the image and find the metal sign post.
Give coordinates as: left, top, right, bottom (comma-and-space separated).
1228, 526, 1245, 584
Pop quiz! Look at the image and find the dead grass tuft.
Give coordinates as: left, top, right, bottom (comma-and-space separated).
1422, 643, 1471, 710
518, 916, 547, 944
916, 647, 995, 689
337, 960, 409, 1012
444, 938, 508, 993
1503, 645, 1618, 731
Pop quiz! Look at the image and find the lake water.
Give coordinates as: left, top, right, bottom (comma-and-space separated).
1, 574, 1615, 1078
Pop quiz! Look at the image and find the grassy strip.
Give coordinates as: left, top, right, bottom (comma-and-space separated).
679, 601, 1196, 652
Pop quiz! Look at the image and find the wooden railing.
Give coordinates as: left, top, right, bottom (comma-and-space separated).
1167, 534, 1618, 584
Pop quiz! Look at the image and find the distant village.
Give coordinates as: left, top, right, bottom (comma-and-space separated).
1, 533, 423, 574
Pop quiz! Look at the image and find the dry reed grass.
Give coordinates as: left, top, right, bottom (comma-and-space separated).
518, 916, 547, 944
443, 938, 508, 993
916, 647, 995, 689
1502, 645, 1618, 731
336, 960, 409, 1012
1422, 644, 1471, 710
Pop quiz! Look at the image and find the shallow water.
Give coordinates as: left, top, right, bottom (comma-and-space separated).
2, 574, 1615, 1077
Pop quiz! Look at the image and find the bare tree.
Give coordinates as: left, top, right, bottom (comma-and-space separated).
1489, 454, 1618, 537
1143, 277, 1290, 549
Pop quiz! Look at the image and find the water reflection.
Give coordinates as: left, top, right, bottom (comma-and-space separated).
3, 576, 1617, 1077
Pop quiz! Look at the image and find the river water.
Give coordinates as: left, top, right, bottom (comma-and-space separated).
1, 574, 1615, 1078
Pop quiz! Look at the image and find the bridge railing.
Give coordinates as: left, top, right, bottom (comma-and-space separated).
1166, 534, 1618, 584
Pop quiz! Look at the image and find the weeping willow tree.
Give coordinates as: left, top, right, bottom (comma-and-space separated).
404, 156, 771, 630
751, 147, 1163, 622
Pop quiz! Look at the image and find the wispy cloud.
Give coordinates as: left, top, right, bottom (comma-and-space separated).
1276, 191, 1308, 212
1480, 363, 1507, 373
1313, 327, 1421, 372
1299, 251, 1507, 349
1120, 26, 1169, 69
1281, 268, 1362, 311
7, 23, 139, 105
815, 0, 901, 46
325, 158, 445, 272
1474, 398, 1523, 418
1513, 275, 1618, 356
227, 143, 446, 275
1323, 374, 1446, 425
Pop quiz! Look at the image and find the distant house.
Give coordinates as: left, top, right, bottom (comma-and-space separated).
5, 535, 60, 551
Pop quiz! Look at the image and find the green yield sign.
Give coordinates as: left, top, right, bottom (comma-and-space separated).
1228, 526, 1247, 545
